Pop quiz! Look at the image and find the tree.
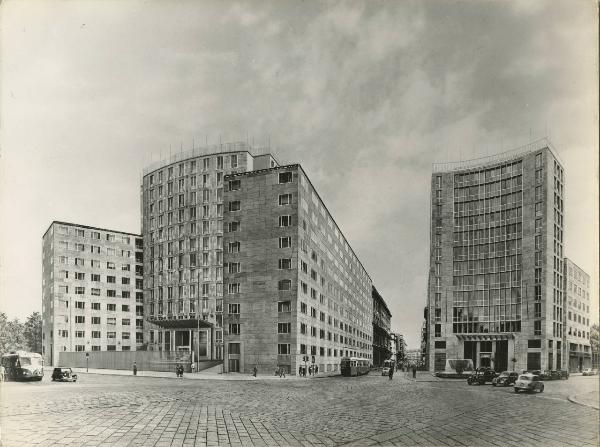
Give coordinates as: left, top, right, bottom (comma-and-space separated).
23, 312, 42, 354
591, 324, 600, 353
0, 313, 27, 356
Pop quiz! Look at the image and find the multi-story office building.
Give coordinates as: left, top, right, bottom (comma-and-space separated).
222, 164, 373, 374
564, 258, 592, 372
140, 143, 278, 361
393, 332, 407, 364
372, 287, 392, 366
426, 140, 566, 372
42, 221, 144, 365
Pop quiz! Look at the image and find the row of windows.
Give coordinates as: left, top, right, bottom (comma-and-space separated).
148, 155, 242, 187
55, 226, 138, 245
453, 192, 522, 214
56, 257, 142, 269
453, 175, 522, 200
452, 206, 522, 228
568, 312, 590, 326
58, 272, 137, 284
57, 241, 135, 258
58, 330, 134, 339
451, 161, 523, 186
71, 301, 135, 312
57, 286, 134, 298
57, 316, 137, 325
73, 345, 137, 351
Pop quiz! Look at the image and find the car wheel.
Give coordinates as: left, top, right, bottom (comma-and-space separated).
514, 388, 519, 393
539, 385, 544, 393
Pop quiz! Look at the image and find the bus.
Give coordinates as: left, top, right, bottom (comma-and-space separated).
340, 357, 370, 377
1, 351, 44, 381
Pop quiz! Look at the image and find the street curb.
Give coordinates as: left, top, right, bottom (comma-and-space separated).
568, 394, 600, 410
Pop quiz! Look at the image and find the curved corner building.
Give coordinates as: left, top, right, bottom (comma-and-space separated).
426, 139, 565, 373
140, 142, 279, 361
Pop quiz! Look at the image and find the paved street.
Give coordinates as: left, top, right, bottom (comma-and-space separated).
1, 372, 598, 447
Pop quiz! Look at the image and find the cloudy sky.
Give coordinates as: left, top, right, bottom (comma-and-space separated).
1, 0, 597, 348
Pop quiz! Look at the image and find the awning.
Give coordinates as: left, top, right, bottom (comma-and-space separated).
455, 333, 515, 341
147, 318, 214, 329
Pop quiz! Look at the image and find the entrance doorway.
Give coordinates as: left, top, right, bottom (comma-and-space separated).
228, 359, 240, 372
494, 340, 508, 372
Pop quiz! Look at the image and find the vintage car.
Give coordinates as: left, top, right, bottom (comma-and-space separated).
514, 374, 544, 393
556, 369, 569, 380
51, 367, 78, 382
539, 370, 555, 380
491, 371, 519, 387
467, 368, 497, 385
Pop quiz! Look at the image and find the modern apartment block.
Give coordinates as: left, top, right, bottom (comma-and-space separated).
42, 221, 144, 365
426, 140, 566, 373
140, 143, 278, 361
222, 164, 374, 374
564, 258, 592, 372
372, 287, 392, 366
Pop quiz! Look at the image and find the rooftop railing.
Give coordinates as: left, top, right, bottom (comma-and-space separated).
432, 138, 562, 173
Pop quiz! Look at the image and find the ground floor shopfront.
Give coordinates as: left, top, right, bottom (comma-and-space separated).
430, 334, 566, 373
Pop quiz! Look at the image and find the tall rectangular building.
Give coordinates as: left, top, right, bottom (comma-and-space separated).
222, 164, 373, 374
140, 143, 279, 362
564, 258, 592, 371
42, 221, 144, 365
426, 140, 565, 373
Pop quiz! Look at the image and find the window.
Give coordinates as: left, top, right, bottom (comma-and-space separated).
279, 194, 292, 205
91, 274, 100, 282
279, 216, 292, 227
528, 339, 541, 348
122, 277, 130, 285
228, 343, 240, 354
228, 221, 240, 232
107, 317, 116, 325
229, 324, 240, 335
92, 331, 101, 338
122, 319, 130, 326
92, 317, 101, 325
75, 301, 85, 309
228, 263, 240, 274
228, 283, 240, 294
279, 237, 292, 248
107, 304, 116, 311
279, 172, 293, 183
91, 303, 101, 310
229, 201, 241, 212
278, 279, 291, 291
75, 316, 85, 324
278, 323, 291, 334
228, 242, 241, 253
75, 287, 85, 295
434, 341, 446, 349
107, 276, 116, 283
75, 331, 85, 338
230, 154, 238, 168
278, 301, 291, 312
278, 344, 291, 355
228, 180, 240, 191
75, 258, 85, 266
107, 262, 115, 269
278, 258, 292, 269
228, 303, 240, 314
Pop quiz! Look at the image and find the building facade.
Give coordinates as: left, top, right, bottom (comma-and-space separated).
222, 164, 374, 374
564, 258, 592, 372
140, 143, 278, 362
372, 287, 392, 366
42, 221, 144, 365
426, 141, 566, 373
393, 332, 407, 364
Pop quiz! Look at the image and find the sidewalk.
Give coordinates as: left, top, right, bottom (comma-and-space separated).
568, 390, 600, 410
44, 366, 338, 381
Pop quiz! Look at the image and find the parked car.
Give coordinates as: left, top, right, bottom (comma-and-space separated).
381, 367, 390, 376
556, 369, 569, 380
514, 374, 544, 393
539, 370, 555, 380
467, 368, 497, 385
549, 370, 562, 380
492, 371, 519, 387
51, 367, 78, 382
582, 368, 597, 376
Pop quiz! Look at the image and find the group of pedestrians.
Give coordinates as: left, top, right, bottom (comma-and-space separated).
388, 364, 418, 380
298, 364, 318, 377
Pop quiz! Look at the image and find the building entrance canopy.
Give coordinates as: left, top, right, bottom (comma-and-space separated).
148, 318, 213, 329
455, 334, 515, 341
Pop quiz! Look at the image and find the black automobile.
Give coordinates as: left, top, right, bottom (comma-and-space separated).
51, 367, 78, 382
467, 368, 497, 385
540, 370, 555, 381
492, 371, 519, 387
556, 369, 569, 380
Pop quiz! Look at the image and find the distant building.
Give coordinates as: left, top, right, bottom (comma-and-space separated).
405, 349, 422, 366
42, 221, 144, 365
393, 332, 407, 364
372, 287, 392, 366
222, 164, 374, 374
564, 258, 592, 372
427, 141, 566, 372
139, 143, 279, 362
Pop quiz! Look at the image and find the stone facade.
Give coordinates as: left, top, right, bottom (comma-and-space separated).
564, 258, 592, 372
223, 164, 374, 375
140, 143, 278, 362
372, 287, 392, 366
42, 221, 143, 365
426, 142, 566, 373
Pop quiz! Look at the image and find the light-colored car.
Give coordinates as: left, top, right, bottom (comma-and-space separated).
381, 367, 390, 376
582, 368, 597, 376
514, 374, 544, 393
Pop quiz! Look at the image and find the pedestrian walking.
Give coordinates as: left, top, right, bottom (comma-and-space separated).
191, 363, 195, 373
388, 365, 394, 380
303, 366, 307, 377
0, 364, 5, 382
315, 365, 319, 375
253, 366, 257, 377
299, 365, 302, 376
133, 362, 137, 376
412, 365, 417, 379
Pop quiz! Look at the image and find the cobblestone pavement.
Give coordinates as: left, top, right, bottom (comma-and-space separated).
1, 373, 598, 447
